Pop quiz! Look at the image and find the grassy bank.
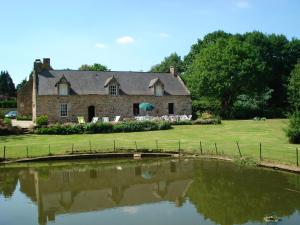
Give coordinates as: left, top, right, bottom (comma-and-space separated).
0, 119, 300, 165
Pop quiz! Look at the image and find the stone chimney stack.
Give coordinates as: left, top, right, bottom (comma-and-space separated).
170, 66, 177, 77
42, 58, 51, 70
34, 59, 43, 73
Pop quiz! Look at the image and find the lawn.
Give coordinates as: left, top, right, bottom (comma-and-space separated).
0, 119, 299, 165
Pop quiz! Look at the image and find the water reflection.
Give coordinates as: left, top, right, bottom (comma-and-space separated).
0, 159, 300, 225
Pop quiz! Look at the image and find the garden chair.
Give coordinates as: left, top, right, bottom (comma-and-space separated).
102, 117, 109, 123
77, 116, 85, 124
113, 116, 121, 123
91, 117, 99, 123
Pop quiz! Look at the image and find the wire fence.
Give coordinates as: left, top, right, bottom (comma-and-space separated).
0, 138, 299, 166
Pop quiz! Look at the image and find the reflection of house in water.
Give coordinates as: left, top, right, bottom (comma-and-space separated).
17, 160, 194, 225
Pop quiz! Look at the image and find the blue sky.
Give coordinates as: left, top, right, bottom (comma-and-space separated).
1, 0, 300, 84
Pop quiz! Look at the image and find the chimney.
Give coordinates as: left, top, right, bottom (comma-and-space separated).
34, 59, 43, 73
170, 66, 177, 77
42, 58, 51, 70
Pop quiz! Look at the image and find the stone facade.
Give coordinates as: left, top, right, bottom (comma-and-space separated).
17, 58, 192, 123
36, 95, 191, 123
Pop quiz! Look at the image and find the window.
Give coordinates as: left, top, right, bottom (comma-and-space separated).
155, 84, 163, 96
59, 83, 68, 96
60, 103, 68, 117
109, 85, 118, 96
168, 103, 174, 114
133, 103, 140, 116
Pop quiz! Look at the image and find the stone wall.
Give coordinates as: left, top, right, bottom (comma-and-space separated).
36, 95, 192, 123
17, 79, 33, 116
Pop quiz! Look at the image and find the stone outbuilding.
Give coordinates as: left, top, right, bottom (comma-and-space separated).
17, 58, 192, 123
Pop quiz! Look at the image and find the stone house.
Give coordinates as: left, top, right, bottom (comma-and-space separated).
17, 58, 191, 123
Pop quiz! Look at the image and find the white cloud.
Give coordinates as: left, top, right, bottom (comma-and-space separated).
116, 36, 135, 45
95, 43, 107, 49
121, 206, 139, 214
159, 32, 170, 38
235, 0, 250, 8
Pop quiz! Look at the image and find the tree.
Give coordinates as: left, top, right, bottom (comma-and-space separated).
288, 61, 300, 111
184, 37, 267, 118
150, 53, 184, 73
79, 63, 110, 72
0, 71, 16, 97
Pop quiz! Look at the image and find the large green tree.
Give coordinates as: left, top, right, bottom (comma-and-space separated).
184, 37, 267, 117
288, 61, 300, 111
0, 71, 16, 97
150, 53, 184, 73
79, 63, 110, 72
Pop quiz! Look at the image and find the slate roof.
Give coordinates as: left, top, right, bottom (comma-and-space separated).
37, 70, 190, 96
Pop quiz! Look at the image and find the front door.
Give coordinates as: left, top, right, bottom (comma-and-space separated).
88, 106, 95, 122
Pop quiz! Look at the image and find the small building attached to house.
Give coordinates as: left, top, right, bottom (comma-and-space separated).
17, 58, 192, 123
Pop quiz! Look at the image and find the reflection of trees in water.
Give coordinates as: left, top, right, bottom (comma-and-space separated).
187, 161, 300, 225
0, 169, 19, 198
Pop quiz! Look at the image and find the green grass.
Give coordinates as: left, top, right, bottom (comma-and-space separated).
0, 119, 300, 165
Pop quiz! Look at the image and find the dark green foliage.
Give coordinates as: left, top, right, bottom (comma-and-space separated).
288, 61, 300, 111
36, 115, 48, 127
35, 121, 172, 135
0, 71, 16, 97
171, 120, 193, 125
3, 118, 11, 126
0, 119, 22, 135
16, 115, 32, 121
285, 111, 300, 144
192, 97, 221, 116
0, 100, 17, 108
79, 63, 110, 72
192, 117, 221, 125
150, 53, 184, 73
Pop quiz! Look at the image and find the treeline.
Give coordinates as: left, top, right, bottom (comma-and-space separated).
150, 31, 300, 119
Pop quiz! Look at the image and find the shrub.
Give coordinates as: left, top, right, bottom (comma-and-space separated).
36, 115, 48, 127
285, 111, 300, 144
0, 119, 22, 135
3, 118, 12, 126
192, 97, 221, 118
0, 100, 17, 108
35, 121, 172, 135
193, 117, 221, 125
0, 111, 5, 119
171, 120, 192, 125
17, 115, 32, 121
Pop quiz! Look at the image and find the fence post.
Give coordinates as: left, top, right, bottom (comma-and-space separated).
156, 140, 159, 152
135, 141, 138, 151
214, 142, 218, 155
48, 144, 51, 155
259, 142, 262, 161
296, 148, 299, 167
236, 141, 242, 157
89, 140, 92, 153
113, 140, 116, 152
199, 141, 203, 155
178, 140, 181, 154
26, 146, 29, 158
71, 144, 74, 154
3, 146, 6, 160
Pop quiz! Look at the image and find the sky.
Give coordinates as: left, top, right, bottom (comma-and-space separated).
1, 0, 300, 85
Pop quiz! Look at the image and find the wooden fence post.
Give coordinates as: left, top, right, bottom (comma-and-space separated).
236, 141, 242, 157
48, 144, 51, 155
214, 142, 218, 155
3, 146, 6, 160
156, 140, 159, 151
26, 146, 29, 158
296, 148, 299, 167
89, 140, 92, 153
113, 140, 116, 152
259, 142, 262, 161
199, 141, 203, 155
135, 141, 138, 151
178, 140, 181, 154
71, 144, 74, 154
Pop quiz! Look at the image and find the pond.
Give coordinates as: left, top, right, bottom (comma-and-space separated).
0, 158, 300, 225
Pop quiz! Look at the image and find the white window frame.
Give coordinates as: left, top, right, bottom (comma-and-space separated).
109, 85, 118, 96
155, 84, 163, 97
60, 103, 68, 117
59, 83, 69, 96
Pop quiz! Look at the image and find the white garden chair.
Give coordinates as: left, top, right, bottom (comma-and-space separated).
91, 117, 99, 123
102, 117, 109, 123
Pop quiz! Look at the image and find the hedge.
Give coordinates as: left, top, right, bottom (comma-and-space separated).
35, 121, 172, 135
0, 100, 17, 108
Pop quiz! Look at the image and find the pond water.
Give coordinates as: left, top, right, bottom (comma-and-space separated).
0, 158, 300, 225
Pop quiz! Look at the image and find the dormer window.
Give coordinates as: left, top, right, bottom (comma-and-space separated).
104, 76, 120, 96
55, 74, 70, 96
59, 83, 69, 96
109, 85, 118, 96
149, 78, 164, 97
154, 84, 163, 96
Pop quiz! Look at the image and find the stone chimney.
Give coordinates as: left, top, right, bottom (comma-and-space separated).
170, 66, 177, 77
34, 59, 43, 73
42, 58, 51, 70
